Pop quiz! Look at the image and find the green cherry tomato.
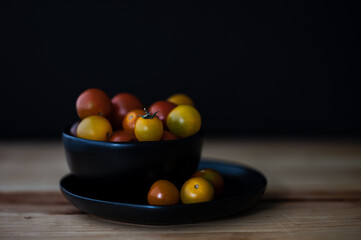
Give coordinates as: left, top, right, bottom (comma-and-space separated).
134, 109, 163, 141
166, 105, 201, 138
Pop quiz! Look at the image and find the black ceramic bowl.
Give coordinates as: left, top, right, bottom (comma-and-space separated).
62, 126, 203, 186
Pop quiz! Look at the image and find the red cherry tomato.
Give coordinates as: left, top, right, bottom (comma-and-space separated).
111, 93, 143, 129
109, 130, 135, 142
149, 101, 177, 129
162, 130, 179, 141
147, 180, 180, 206
76, 88, 112, 119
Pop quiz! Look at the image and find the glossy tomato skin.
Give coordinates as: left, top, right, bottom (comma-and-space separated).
167, 105, 201, 138
149, 101, 177, 128
111, 93, 143, 129
167, 93, 194, 106
161, 130, 179, 141
193, 169, 224, 198
147, 180, 180, 206
134, 116, 163, 141
109, 130, 134, 142
76, 115, 113, 141
180, 177, 215, 204
122, 109, 144, 135
76, 88, 112, 119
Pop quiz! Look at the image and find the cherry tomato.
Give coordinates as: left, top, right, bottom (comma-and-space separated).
193, 169, 224, 197
109, 130, 134, 142
70, 121, 80, 137
122, 109, 144, 135
149, 101, 177, 128
76, 88, 112, 119
167, 93, 194, 106
147, 180, 180, 206
77, 115, 112, 141
180, 177, 215, 204
111, 93, 143, 129
162, 130, 179, 141
166, 105, 201, 138
134, 109, 163, 141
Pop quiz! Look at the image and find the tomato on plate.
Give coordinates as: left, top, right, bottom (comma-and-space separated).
111, 93, 143, 129
76, 88, 112, 119
122, 109, 144, 135
166, 105, 201, 138
109, 130, 134, 142
77, 115, 112, 141
193, 169, 224, 197
134, 109, 163, 141
149, 101, 177, 128
147, 180, 180, 206
167, 93, 194, 106
180, 177, 215, 204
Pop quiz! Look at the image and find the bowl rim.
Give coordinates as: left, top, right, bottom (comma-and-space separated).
63, 124, 203, 147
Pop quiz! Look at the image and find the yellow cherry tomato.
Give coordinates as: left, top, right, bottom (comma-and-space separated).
180, 177, 215, 204
77, 115, 112, 141
166, 105, 201, 138
167, 93, 194, 106
134, 109, 163, 141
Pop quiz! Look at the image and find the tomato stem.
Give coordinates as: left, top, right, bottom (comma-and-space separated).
138, 108, 159, 119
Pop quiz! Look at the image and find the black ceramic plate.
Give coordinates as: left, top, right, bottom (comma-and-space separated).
60, 160, 267, 225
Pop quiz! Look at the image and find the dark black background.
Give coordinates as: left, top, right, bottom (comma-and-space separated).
1, 0, 360, 139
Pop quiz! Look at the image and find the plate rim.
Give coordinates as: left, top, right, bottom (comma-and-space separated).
60, 159, 267, 210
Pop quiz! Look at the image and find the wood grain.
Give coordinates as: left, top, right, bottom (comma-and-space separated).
1, 192, 360, 240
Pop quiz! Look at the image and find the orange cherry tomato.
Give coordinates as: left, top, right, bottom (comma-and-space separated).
77, 115, 112, 141
161, 130, 179, 141
76, 88, 112, 119
122, 109, 144, 135
167, 93, 194, 106
134, 109, 163, 141
193, 169, 224, 197
180, 177, 215, 204
109, 130, 134, 142
111, 93, 143, 129
147, 180, 180, 206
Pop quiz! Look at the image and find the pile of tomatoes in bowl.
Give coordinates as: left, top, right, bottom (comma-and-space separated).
71, 88, 202, 142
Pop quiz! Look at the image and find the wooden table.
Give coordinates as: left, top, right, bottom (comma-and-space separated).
1, 139, 361, 239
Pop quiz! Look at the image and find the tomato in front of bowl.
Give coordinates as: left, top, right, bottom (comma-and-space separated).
147, 180, 180, 206
180, 177, 215, 204
193, 169, 224, 198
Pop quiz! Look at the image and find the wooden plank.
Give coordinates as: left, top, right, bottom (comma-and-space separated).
0, 192, 360, 240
